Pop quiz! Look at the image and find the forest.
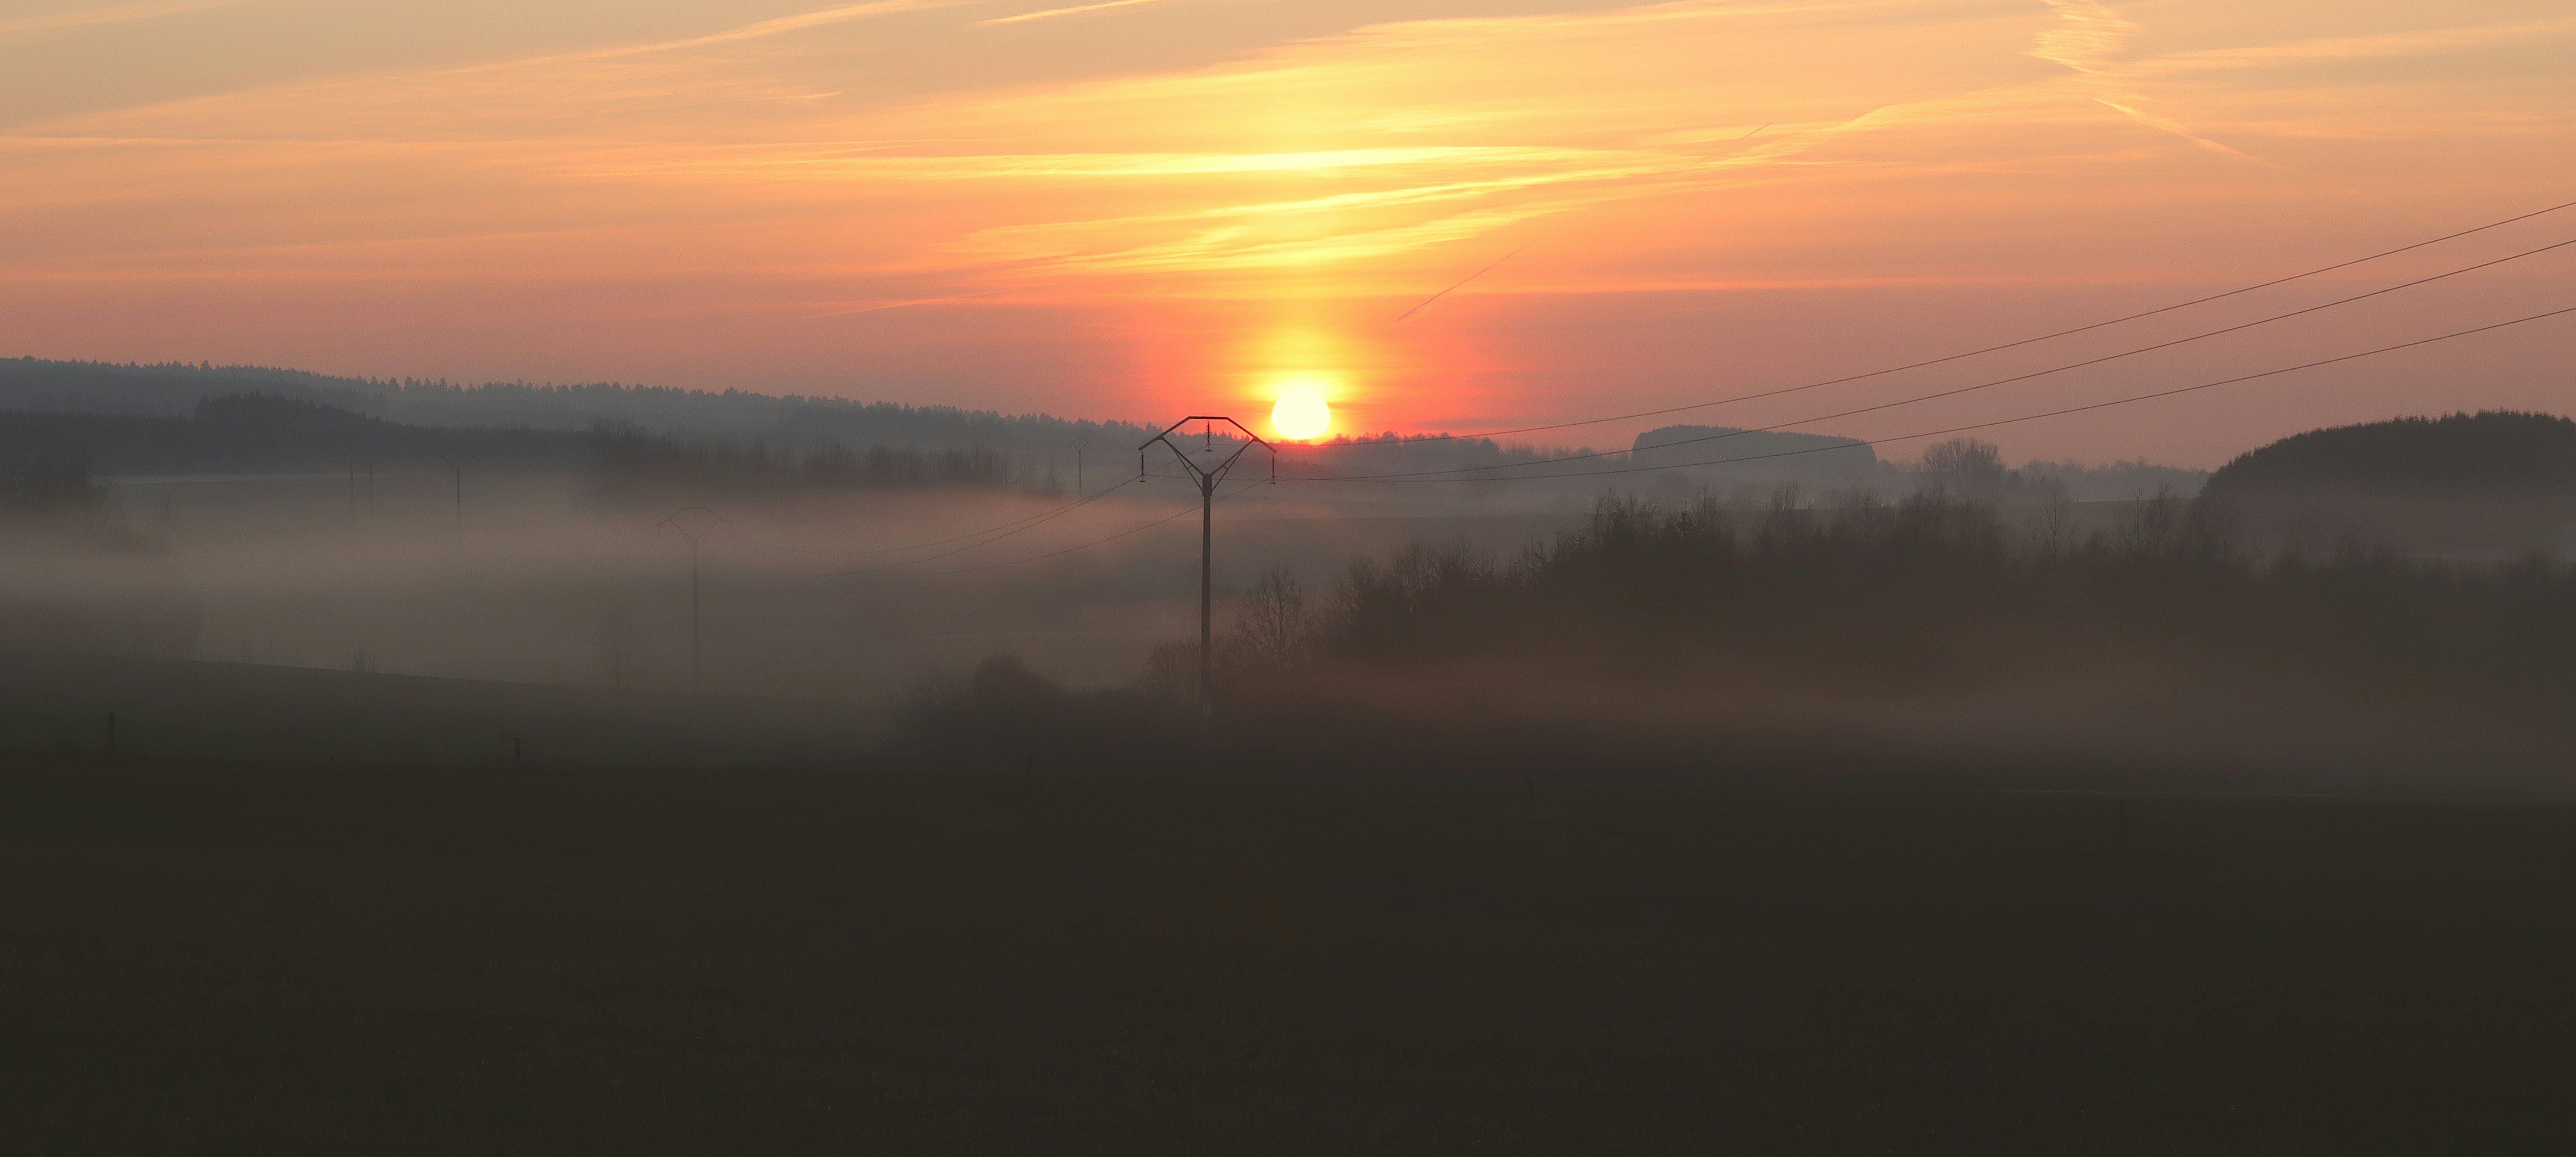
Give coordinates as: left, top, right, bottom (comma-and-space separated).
0, 390, 2565, 788
0, 394, 1042, 497
2203, 410, 2576, 554
0, 357, 2209, 495
901, 429, 2576, 793
0, 356, 1139, 449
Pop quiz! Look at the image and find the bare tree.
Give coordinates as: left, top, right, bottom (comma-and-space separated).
1230, 565, 1312, 668
2117, 485, 2186, 557
1919, 437, 2009, 501
2027, 491, 2079, 557
594, 611, 638, 688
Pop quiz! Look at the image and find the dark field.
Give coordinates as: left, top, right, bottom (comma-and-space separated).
6, 762, 2574, 1154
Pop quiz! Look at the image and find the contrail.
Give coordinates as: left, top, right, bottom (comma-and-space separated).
1387, 242, 1532, 328
981, 0, 1171, 25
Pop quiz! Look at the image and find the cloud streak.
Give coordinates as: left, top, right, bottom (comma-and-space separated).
0, 0, 257, 41
512, 0, 967, 66
5, 0, 2571, 451
980, 0, 1182, 27
1388, 241, 1531, 327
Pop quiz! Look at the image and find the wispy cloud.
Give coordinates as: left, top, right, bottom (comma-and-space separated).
946, 159, 1680, 274
980, 0, 1181, 27
0, 0, 257, 41
9, 0, 2571, 443
796, 291, 1004, 318
1036, 200, 1576, 274
515, 0, 966, 65
2023, 2, 2290, 172
2112, 16, 2576, 79
2027, 0, 2135, 74
575, 145, 1632, 181
11, 0, 2217, 290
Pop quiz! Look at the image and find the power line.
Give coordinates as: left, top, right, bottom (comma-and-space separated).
732, 475, 1144, 558
846, 482, 1265, 578
657, 506, 729, 694
702, 467, 1211, 572
1304, 236, 2576, 482
1307, 194, 2576, 449
718, 300, 2573, 578
822, 473, 1158, 575
682, 202, 2576, 578
1310, 304, 2576, 484
835, 459, 1282, 574
1141, 416, 1274, 718
657, 199, 2576, 566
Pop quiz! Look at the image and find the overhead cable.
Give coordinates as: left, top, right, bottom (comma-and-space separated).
1306, 195, 2576, 449
1304, 236, 2576, 482
1315, 304, 2576, 484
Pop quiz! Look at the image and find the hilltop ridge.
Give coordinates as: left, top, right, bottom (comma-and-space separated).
2203, 410, 2576, 554
0, 357, 1150, 454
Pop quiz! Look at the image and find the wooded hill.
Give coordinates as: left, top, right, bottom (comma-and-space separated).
3, 355, 2213, 497
0, 357, 1147, 456
0, 394, 1033, 496
2202, 411, 2576, 555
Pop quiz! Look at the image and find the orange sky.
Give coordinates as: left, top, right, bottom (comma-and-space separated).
4, 0, 2572, 464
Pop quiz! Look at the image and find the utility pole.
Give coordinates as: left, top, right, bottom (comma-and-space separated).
659, 507, 728, 694
438, 452, 476, 543
1139, 417, 1273, 719
1070, 438, 1086, 497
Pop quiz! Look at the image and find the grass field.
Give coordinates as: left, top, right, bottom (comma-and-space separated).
5, 760, 2573, 1153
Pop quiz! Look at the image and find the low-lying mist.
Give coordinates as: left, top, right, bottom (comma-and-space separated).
4, 419, 2570, 793
904, 484, 2576, 794
1, 460, 1597, 697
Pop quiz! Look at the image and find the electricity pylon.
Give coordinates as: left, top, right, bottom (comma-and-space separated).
1140, 417, 1274, 718
437, 451, 476, 543
658, 506, 729, 694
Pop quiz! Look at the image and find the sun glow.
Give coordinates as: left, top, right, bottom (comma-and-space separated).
1269, 384, 1334, 441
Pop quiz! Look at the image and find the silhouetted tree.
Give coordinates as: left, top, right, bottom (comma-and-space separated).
1230, 566, 1312, 669
1920, 437, 2009, 501
594, 611, 639, 688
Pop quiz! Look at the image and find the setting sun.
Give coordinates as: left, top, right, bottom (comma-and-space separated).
1269, 386, 1333, 441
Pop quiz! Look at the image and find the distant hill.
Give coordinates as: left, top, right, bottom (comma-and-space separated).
2206, 411, 2576, 493
1630, 425, 1884, 491
1625, 426, 2210, 502
0, 393, 1040, 500
2202, 411, 2576, 556
0, 394, 579, 478
0, 357, 1151, 455
0, 358, 1639, 491
3, 357, 2218, 499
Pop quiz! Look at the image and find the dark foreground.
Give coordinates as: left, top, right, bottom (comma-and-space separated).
5, 762, 2573, 1154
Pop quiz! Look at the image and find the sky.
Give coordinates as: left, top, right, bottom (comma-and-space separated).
3, 0, 2571, 466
